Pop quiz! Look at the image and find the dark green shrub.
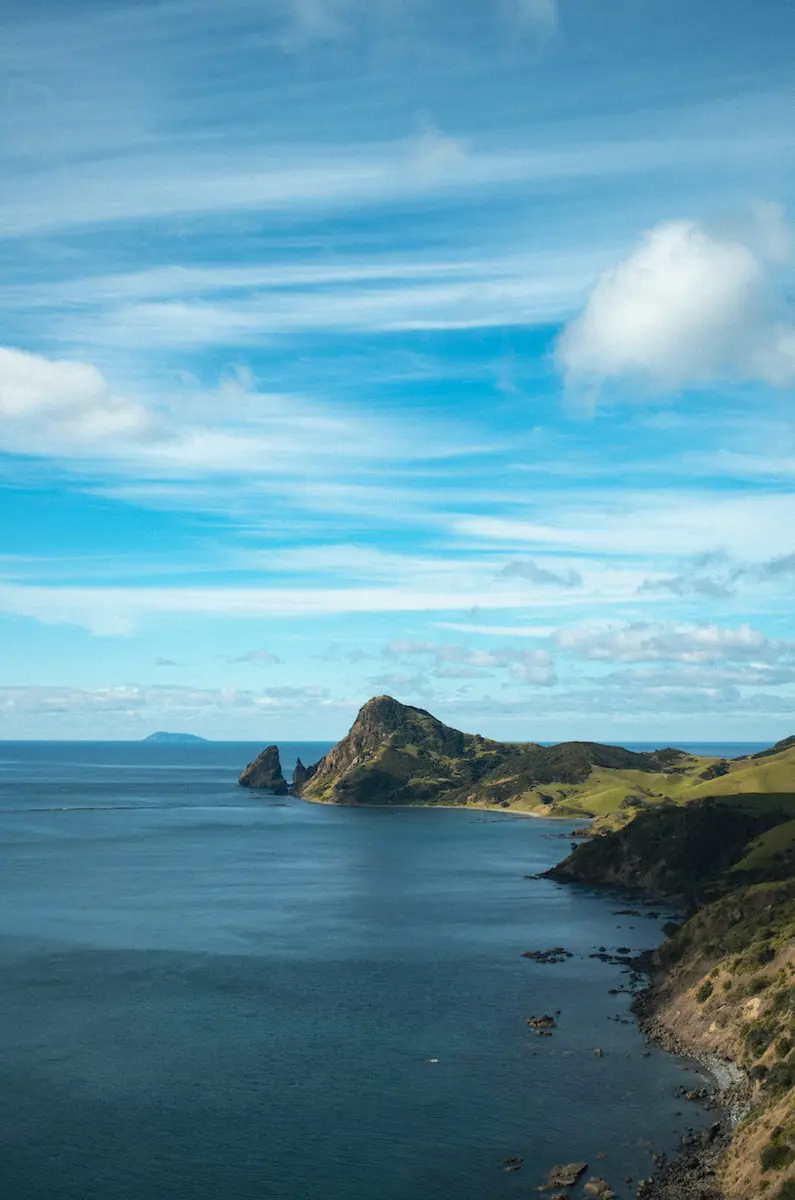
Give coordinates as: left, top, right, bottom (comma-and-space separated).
696, 980, 714, 1003
744, 1022, 776, 1056
761, 1142, 795, 1172
755, 942, 777, 966
764, 1061, 795, 1096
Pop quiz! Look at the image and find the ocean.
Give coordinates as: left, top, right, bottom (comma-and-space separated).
0, 740, 760, 1200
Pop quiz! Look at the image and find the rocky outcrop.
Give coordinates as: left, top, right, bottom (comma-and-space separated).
543, 1162, 588, 1189
292, 756, 319, 792
238, 745, 288, 793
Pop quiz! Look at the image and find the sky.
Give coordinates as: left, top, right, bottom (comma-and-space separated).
1, 0, 795, 742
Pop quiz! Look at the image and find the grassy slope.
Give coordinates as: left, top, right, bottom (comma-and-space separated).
549, 799, 795, 1200
655, 881, 795, 1200
534, 743, 795, 826
299, 699, 795, 828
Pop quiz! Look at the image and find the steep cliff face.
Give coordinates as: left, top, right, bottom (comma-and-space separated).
549, 797, 795, 1200
293, 695, 479, 805
546, 800, 794, 902
238, 745, 288, 794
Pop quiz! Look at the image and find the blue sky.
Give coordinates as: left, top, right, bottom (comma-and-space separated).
1, 0, 795, 741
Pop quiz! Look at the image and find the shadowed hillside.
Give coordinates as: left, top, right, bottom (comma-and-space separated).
546, 796, 795, 1200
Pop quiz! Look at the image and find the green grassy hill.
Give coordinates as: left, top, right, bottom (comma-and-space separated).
294, 695, 712, 815
293, 696, 795, 827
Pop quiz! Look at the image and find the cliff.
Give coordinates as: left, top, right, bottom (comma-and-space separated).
547, 795, 795, 1200
238, 745, 288, 794
545, 797, 795, 902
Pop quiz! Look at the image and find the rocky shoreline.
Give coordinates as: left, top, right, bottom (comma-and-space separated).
631, 981, 751, 1200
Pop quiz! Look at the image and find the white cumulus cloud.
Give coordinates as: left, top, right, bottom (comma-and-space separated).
0, 346, 152, 454
557, 208, 795, 393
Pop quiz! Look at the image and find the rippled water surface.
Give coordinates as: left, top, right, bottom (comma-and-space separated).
0, 740, 748, 1200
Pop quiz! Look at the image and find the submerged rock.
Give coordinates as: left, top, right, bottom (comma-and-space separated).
522, 947, 573, 963
238, 745, 288, 793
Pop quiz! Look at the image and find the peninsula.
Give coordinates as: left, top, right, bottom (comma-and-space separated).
285, 696, 795, 828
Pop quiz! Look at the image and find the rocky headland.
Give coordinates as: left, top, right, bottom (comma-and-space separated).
284, 697, 795, 829
288, 695, 712, 819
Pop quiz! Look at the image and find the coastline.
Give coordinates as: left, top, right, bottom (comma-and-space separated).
632, 984, 750, 1200
293, 792, 580, 820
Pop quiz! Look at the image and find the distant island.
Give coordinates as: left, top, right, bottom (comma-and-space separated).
142, 731, 209, 744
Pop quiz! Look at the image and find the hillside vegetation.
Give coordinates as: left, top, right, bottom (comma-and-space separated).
548, 798, 795, 1200
293, 697, 795, 829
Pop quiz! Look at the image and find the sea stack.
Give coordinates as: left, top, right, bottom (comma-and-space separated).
238, 745, 288, 794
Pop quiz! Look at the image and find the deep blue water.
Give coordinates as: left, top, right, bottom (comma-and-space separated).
0, 741, 738, 1200
624, 742, 768, 759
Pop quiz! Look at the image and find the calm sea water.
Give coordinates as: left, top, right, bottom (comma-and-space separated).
0, 740, 759, 1200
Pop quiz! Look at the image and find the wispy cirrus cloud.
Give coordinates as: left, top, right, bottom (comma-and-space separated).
455, 493, 795, 559
0, 344, 480, 485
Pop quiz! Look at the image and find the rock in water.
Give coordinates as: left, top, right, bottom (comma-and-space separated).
543, 1163, 588, 1189
584, 1178, 616, 1199
239, 745, 288, 794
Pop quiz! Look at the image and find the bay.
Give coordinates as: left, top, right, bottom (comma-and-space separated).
0, 741, 739, 1200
